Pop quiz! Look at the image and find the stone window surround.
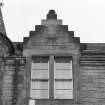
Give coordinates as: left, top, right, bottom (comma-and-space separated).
30, 56, 73, 99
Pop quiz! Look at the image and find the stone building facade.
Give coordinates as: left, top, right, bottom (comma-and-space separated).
0, 8, 105, 105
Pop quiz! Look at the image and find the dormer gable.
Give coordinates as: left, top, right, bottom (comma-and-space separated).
23, 10, 80, 56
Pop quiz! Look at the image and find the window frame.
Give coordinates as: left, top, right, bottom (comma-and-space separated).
30, 56, 49, 99
54, 56, 73, 99
29, 55, 74, 100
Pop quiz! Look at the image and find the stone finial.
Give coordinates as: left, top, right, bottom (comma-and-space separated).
47, 9, 57, 19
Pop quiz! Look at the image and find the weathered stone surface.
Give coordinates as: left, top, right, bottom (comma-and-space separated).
79, 65, 105, 104
0, 57, 27, 105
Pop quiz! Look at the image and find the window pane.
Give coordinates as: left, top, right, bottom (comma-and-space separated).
32, 56, 49, 63
55, 63, 72, 70
31, 81, 48, 89
30, 90, 49, 99
31, 70, 48, 79
55, 90, 73, 99
31, 63, 48, 69
54, 57, 72, 79
55, 81, 73, 89
55, 70, 72, 79
54, 56, 72, 63
31, 62, 49, 79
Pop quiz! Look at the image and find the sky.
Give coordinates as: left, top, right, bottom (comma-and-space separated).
1, 0, 105, 43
